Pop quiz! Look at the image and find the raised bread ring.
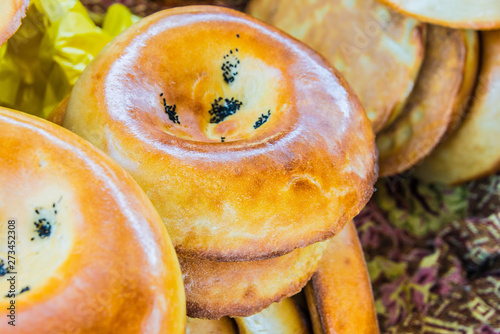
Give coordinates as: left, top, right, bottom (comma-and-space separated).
62, 6, 377, 261
0, 107, 185, 334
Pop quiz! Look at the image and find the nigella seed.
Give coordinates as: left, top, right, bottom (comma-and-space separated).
222, 50, 240, 84
34, 206, 54, 238
160, 93, 180, 125
19, 286, 30, 294
254, 110, 272, 129
0, 260, 7, 277
209, 97, 243, 124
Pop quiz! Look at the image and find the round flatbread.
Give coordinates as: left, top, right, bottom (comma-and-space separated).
415, 31, 500, 185
62, 6, 376, 261
376, 0, 500, 30
247, 0, 426, 133
376, 27, 479, 177
180, 241, 327, 319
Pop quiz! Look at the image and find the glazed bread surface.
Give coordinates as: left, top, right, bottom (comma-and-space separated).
63, 6, 377, 261
0, 107, 185, 334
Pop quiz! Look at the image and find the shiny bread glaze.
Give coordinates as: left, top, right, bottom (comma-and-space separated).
63, 6, 377, 261
0, 107, 185, 334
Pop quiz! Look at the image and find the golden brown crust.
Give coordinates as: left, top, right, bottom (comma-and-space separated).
376, 0, 500, 30
0, 0, 29, 46
446, 30, 480, 137
63, 6, 377, 261
180, 241, 328, 319
247, 0, 426, 133
305, 222, 379, 334
376, 26, 477, 177
415, 31, 500, 185
0, 107, 185, 333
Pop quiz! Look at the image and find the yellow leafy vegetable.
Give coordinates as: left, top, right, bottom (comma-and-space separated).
0, 0, 139, 118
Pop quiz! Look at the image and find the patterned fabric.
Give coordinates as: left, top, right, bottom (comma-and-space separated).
356, 174, 500, 333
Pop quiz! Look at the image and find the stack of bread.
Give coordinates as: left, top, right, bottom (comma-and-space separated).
1, 1, 380, 333
1, 0, 499, 332
247, 0, 500, 185
56, 5, 379, 332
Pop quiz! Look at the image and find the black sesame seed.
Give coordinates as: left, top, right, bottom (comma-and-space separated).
19, 286, 30, 294
34, 219, 51, 238
162, 98, 180, 125
0, 260, 7, 277
254, 110, 272, 129
237, 34, 240, 38
209, 97, 243, 123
